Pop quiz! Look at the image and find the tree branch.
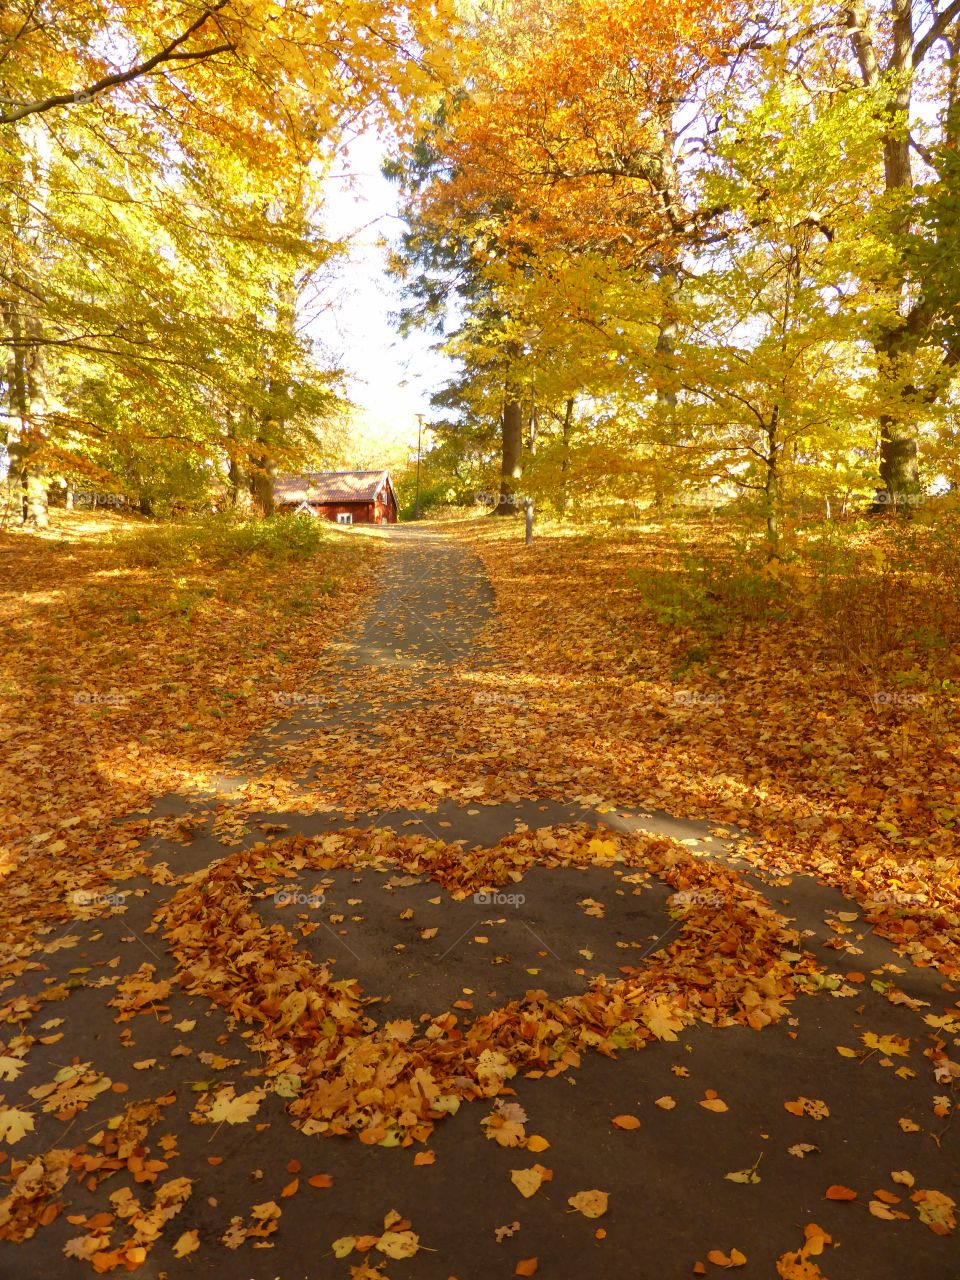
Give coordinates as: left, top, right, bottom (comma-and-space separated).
915, 0, 960, 65
0, 2, 235, 126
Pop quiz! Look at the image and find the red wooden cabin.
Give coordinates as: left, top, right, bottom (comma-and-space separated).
275, 470, 399, 525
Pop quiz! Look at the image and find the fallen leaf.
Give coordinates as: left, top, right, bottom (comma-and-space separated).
172, 1230, 199, 1258
784, 1097, 829, 1120
207, 1087, 265, 1125
911, 1189, 956, 1236
511, 1165, 551, 1198
567, 1190, 609, 1219
0, 1107, 34, 1144
376, 1230, 420, 1259
611, 1114, 641, 1130
707, 1247, 747, 1268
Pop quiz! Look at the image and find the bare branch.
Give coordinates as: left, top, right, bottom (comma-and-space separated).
915, 0, 960, 65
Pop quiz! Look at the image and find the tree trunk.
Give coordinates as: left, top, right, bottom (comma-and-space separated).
558, 396, 574, 516
249, 456, 275, 516
764, 407, 782, 558
878, 419, 919, 508
22, 467, 48, 527
495, 396, 524, 514
847, 0, 927, 505
227, 449, 252, 512
653, 265, 680, 510
5, 303, 49, 528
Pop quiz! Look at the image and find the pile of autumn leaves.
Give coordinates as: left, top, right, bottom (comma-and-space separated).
457, 518, 960, 978
0, 515, 379, 953
231, 515, 960, 982
0, 822, 815, 1271
159, 825, 817, 1142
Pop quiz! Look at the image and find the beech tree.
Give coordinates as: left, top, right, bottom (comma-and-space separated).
1, 0, 450, 523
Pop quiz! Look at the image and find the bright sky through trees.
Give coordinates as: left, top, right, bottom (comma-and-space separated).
316, 132, 458, 459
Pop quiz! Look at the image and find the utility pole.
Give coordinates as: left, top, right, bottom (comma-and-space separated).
414, 413, 424, 520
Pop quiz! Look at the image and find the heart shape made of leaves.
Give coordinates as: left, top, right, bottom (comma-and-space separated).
155, 825, 817, 1144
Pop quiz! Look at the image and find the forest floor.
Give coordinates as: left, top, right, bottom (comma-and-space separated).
0, 513, 957, 1279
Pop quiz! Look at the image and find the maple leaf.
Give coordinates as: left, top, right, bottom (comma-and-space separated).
0, 1107, 35, 1144
0, 1056, 24, 1083
207, 1087, 266, 1125
640, 1000, 684, 1041
861, 1031, 910, 1057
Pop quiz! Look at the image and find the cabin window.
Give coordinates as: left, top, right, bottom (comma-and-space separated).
336, 512, 353, 525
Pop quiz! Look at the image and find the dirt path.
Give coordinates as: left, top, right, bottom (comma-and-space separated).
2, 528, 957, 1278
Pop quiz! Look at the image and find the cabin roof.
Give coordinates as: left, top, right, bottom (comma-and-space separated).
274, 470, 395, 506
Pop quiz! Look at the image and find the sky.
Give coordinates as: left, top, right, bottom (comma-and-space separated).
311, 132, 454, 464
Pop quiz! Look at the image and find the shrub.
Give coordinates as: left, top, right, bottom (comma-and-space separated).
631, 535, 789, 635
112, 514, 331, 570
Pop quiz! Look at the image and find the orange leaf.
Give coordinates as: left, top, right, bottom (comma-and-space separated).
611, 1114, 641, 1130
